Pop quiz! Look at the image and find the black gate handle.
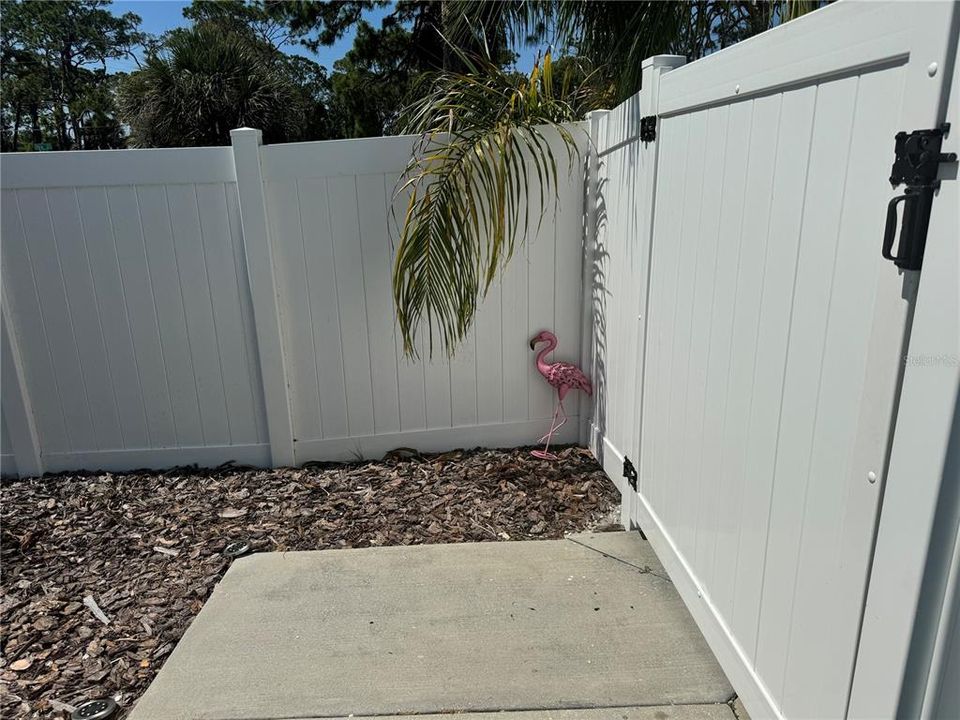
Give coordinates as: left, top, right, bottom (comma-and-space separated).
882, 193, 909, 262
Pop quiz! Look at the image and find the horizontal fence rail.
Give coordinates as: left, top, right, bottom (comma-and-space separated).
1, 126, 587, 475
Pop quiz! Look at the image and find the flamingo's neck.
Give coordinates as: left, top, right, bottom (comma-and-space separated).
536, 336, 557, 374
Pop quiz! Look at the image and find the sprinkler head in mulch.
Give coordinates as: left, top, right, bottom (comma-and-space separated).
71, 698, 118, 720
222, 539, 252, 559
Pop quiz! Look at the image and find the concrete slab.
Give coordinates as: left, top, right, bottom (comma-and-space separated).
130, 533, 732, 720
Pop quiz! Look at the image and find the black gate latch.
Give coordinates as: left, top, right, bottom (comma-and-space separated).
623, 457, 637, 491
639, 116, 656, 143
883, 123, 956, 271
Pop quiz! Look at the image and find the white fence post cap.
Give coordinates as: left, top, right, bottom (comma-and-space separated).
230, 127, 263, 143
640, 55, 687, 70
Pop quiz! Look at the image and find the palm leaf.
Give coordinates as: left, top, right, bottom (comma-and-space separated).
392, 44, 595, 358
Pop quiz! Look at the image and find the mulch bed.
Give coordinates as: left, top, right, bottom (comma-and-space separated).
0, 445, 618, 719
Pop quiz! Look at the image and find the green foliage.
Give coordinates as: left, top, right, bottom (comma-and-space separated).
451, 1, 830, 104
0, 0, 143, 151
184, 0, 298, 50
268, 0, 386, 51
322, 2, 518, 139
327, 20, 415, 138
118, 24, 317, 147
392, 48, 597, 357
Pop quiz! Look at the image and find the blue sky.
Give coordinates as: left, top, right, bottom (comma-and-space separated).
109, 0, 539, 74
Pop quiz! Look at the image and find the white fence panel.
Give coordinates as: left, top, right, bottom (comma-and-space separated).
591, 3, 958, 719
0, 148, 270, 473
1, 128, 587, 474
260, 132, 587, 462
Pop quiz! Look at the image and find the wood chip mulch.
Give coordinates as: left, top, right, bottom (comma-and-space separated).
0, 445, 617, 719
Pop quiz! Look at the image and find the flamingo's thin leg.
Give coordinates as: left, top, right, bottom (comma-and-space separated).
541, 419, 556, 457
552, 400, 568, 434
539, 403, 562, 444
539, 390, 571, 442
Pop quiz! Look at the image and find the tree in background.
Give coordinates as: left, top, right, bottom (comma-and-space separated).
327, 20, 413, 138
2, 0, 828, 154
272, 0, 518, 138
183, 0, 301, 51
115, 0, 340, 147
268, 0, 384, 51
0, 0, 143, 151
448, 0, 827, 105
118, 24, 309, 147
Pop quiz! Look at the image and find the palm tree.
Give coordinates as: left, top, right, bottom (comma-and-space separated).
119, 24, 305, 147
392, 48, 597, 357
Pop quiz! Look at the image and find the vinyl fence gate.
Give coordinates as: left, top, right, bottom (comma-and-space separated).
586, 2, 959, 719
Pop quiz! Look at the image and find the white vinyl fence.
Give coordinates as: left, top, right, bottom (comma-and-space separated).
2, 3, 958, 719
0, 127, 586, 475
586, 2, 959, 720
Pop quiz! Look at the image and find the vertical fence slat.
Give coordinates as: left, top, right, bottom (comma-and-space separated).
76, 187, 151, 449
196, 183, 263, 446
138, 184, 204, 446
356, 173, 401, 435
1, 189, 70, 454
47, 187, 124, 450
166, 184, 231, 446
300, 177, 349, 439
327, 175, 375, 437
266, 177, 323, 444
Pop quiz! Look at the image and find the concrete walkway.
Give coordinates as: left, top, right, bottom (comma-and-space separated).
129, 532, 734, 720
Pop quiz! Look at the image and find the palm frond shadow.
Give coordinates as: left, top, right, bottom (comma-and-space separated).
589, 168, 610, 465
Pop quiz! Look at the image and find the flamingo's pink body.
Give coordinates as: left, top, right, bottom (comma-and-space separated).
529, 330, 592, 459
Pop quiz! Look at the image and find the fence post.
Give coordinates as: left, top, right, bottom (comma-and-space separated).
624, 54, 685, 529
230, 127, 295, 467
1, 295, 43, 477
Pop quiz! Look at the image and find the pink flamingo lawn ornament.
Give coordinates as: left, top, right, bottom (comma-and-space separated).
529, 330, 593, 460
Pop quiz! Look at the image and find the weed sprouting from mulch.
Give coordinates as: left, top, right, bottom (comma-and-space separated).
0, 445, 616, 718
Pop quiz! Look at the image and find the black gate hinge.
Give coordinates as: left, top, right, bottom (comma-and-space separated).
883, 123, 957, 271
640, 116, 657, 142
623, 457, 637, 491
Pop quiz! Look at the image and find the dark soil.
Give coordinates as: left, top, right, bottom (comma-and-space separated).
0, 445, 617, 718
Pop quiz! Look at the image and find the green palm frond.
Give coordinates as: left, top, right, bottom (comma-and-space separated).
392, 45, 595, 358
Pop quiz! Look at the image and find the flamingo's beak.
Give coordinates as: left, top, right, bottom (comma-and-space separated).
529, 338, 537, 350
